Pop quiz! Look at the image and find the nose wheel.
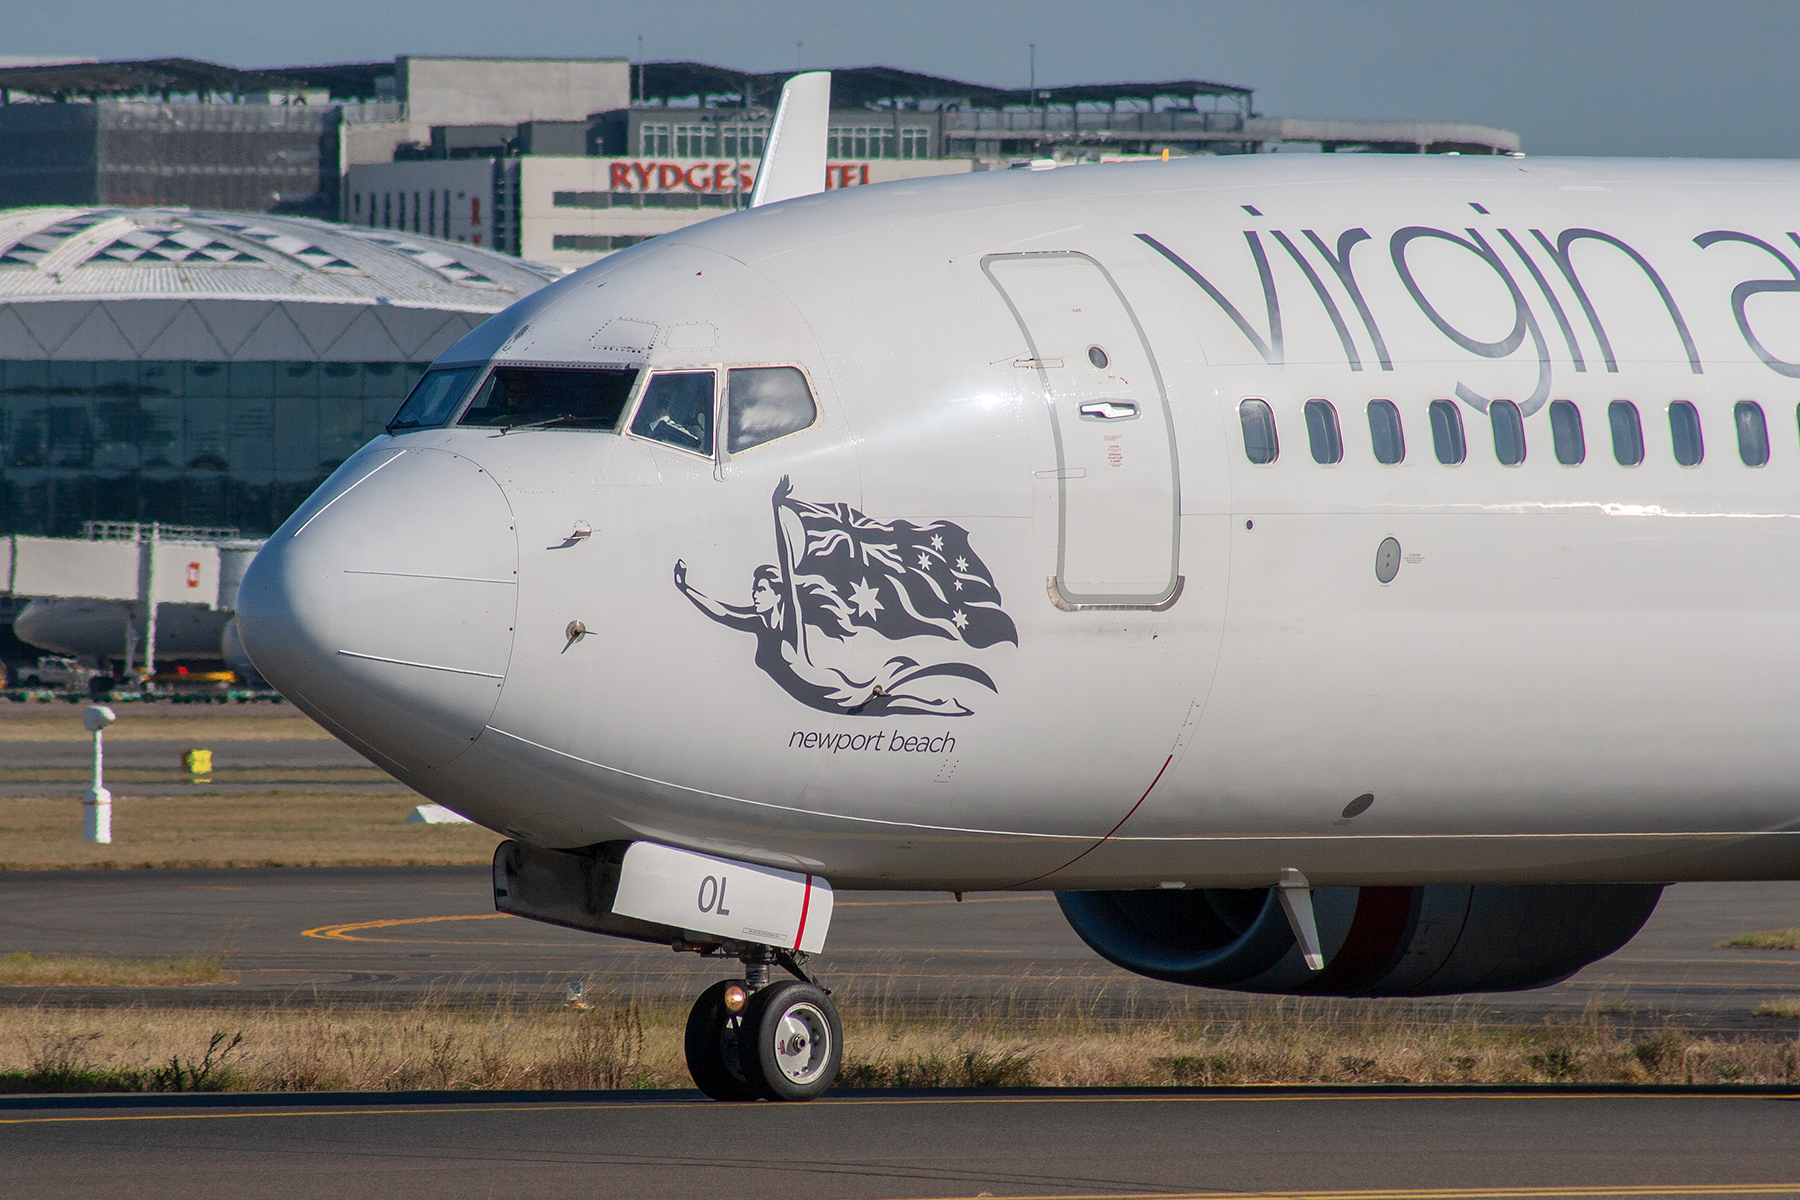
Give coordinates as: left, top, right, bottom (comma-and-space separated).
742, 980, 841, 1101
683, 979, 758, 1101
684, 956, 842, 1102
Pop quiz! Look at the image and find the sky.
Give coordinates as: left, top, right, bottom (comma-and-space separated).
12, 0, 1797, 158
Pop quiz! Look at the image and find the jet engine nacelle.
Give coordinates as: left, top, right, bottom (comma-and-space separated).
1056, 883, 1663, 996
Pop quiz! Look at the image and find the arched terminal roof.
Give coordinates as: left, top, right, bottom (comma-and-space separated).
0, 207, 559, 362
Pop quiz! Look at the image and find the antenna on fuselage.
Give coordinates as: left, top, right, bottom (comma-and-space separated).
749, 71, 831, 208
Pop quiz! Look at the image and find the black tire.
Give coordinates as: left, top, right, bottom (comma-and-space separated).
684, 980, 757, 1101
741, 980, 842, 1102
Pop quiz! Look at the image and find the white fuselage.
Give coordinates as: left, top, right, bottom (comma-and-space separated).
238, 154, 1800, 892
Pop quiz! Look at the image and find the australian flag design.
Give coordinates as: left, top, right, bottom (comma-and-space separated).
674, 478, 1018, 717
781, 479, 1018, 652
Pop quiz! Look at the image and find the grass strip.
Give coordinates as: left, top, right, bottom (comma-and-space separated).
1723, 929, 1800, 950
6, 994, 1800, 1094
0, 716, 330, 742
0, 952, 231, 987
0, 792, 499, 870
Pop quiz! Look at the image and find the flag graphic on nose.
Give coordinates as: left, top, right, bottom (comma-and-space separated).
675, 477, 1018, 716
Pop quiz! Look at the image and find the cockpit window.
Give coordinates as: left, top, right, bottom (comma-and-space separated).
456, 366, 639, 431
726, 366, 816, 453
388, 366, 480, 432
631, 371, 716, 455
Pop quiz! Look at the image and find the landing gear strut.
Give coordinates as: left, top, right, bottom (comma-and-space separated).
683, 946, 842, 1101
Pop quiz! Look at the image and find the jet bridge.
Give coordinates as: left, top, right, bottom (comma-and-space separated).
0, 523, 262, 674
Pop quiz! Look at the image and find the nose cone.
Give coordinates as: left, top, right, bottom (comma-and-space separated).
238, 446, 519, 773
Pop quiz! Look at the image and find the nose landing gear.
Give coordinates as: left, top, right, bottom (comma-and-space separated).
684, 946, 842, 1101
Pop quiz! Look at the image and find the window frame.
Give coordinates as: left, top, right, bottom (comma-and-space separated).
1668, 399, 1704, 467
1548, 399, 1585, 466
622, 367, 719, 460
1303, 398, 1344, 465
1238, 397, 1278, 465
1490, 399, 1527, 467
1366, 398, 1405, 465
448, 361, 644, 433
1428, 399, 1466, 465
1735, 400, 1769, 467
721, 361, 822, 458
1608, 400, 1645, 466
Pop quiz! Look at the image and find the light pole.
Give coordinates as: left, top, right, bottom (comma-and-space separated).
83, 704, 116, 844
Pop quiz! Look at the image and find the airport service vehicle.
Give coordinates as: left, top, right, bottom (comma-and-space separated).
237, 78, 1800, 1100
16, 655, 90, 690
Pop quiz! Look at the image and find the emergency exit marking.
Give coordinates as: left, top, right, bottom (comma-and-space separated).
697, 874, 732, 915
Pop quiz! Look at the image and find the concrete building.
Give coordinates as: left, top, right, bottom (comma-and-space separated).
0, 55, 1519, 245
339, 57, 631, 180
0, 204, 556, 538
347, 143, 970, 269
0, 56, 631, 219
341, 61, 1517, 268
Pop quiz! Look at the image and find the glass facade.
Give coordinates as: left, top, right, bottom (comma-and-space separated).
827, 126, 932, 159
0, 360, 424, 538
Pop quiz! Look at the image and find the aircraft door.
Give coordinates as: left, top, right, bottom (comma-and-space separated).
983, 252, 1181, 608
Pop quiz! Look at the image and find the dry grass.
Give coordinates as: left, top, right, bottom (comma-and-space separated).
0, 996, 669, 1093
837, 996, 1800, 1088
0, 715, 330, 742
1724, 928, 1800, 950
6, 993, 1800, 1094
0, 768, 387, 784
1757, 998, 1800, 1018
0, 951, 231, 987
0, 792, 500, 869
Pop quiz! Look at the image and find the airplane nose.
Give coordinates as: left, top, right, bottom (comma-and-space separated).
237, 446, 519, 773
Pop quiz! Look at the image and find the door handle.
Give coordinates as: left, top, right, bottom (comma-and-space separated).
1079, 401, 1139, 421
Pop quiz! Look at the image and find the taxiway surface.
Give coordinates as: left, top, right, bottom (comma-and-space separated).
5, 1088, 1800, 1200
4, 866, 1800, 1028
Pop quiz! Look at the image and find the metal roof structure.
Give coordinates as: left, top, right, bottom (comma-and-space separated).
265, 62, 395, 101
0, 56, 1254, 113
0, 207, 559, 362
634, 62, 1254, 112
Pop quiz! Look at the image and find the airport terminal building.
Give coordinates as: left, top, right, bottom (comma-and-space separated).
0, 205, 555, 538
1, 57, 1520, 271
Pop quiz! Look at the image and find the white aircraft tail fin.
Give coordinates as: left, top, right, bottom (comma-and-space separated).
749, 71, 831, 208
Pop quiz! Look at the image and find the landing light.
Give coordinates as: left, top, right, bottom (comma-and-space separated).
723, 983, 748, 1012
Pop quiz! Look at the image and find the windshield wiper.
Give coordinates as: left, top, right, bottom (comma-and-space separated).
499, 413, 581, 433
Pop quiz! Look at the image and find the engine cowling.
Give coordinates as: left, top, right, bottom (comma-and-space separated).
1056, 883, 1662, 995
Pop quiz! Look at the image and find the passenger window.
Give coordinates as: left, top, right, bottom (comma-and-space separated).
630, 371, 715, 455
1609, 401, 1644, 466
1304, 399, 1343, 464
1736, 401, 1769, 467
726, 366, 816, 453
456, 366, 640, 430
1367, 400, 1404, 465
1239, 399, 1278, 464
1669, 400, 1703, 466
1429, 399, 1466, 465
388, 365, 481, 431
1549, 400, 1585, 465
1490, 400, 1526, 466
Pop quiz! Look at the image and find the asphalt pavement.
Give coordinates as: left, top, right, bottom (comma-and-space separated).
4, 1088, 1800, 1200
4, 866, 1800, 1030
